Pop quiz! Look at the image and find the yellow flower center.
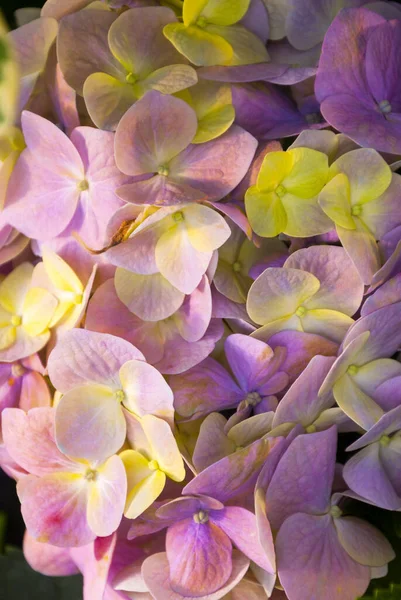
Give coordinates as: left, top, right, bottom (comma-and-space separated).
196, 16, 207, 28
126, 72, 138, 85
380, 435, 391, 446
77, 179, 89, 192
11, 315, 21, 327
295, 306, 306, 318
330, 505, 342, 519
173, 211, 184, 222
351, 204, 362, 216
276, 184, 287, 198
347, 364, 359, 376
158, 165, 169, 177
114, 389, 125, 403
148, 459, 159, 471
193, 510, 209, 524
232, 261, 242, 273
85, 468, 98, 482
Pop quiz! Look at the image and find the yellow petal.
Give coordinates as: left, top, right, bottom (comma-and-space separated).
283, 148, 329, 199
245, 186, 287, 238
201, 0, 251, 26
163, 23, 233, 67
0, 263, 33, 314
120, 449, 166, 519
257, 151, 294, 192
318, 173, 355, 230
141, 414, 185, 482
0, 325, 16, 350
42, 248, 83, 295
183, 0, 209, 26
0, 16, 19, 135
22, 288, 58, 336
189, 81, 234, 144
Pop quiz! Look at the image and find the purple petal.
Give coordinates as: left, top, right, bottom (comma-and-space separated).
265, 427, 337, 531
276, 513, 370, 600
166, 518, 232, 596
212, 506, 274, 572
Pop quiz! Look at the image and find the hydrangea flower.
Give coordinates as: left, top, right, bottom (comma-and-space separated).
318, 148, 401, 284
128, 494, 273, 597
58, 7, 198, 130
106, 204, 231, 295
263, 427, 395, 600
319, 302, 401, 430
245, 146, 332, 237
344, 404, 401, 510
114, 90, 257, 207
2, 407, 127, 546
247, 246, 364, 343
163, 0, 269, 67
170, 333, 288, 421
0, 263, 58, 362
47, 329, 175, 460
3, 111, 129, 247
316, 8, 401, 154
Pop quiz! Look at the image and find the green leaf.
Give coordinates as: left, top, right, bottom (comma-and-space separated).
1, 546, 83, 600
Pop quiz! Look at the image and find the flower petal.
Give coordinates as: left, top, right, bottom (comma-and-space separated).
55, 384, 126, 464
115, 90, 197, 176
48, 329, 144, 392
86, 454, 126, 537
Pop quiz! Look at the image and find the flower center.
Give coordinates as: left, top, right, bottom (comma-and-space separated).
148, 459, 159, 471
232, 261, 242, 273
196, 16, 207, 28
114, 389, 125, 403
330, 505, 342, 519
380, 435, 391, 446
77, 179, 89, 192
193, 510, 209, 524
158, 165, 169, 177
126, 72, 138, 85
11, 315, 21, 327
295, 305, 306, 318
173, 211, 184, 222
276, 184, 287, 198
245, 391, 262, 407
351, 204, 362, 216
85, 468, 98, 482
378, 100, 392, 114
347, 364, 359, 376
11, 363, 25, 377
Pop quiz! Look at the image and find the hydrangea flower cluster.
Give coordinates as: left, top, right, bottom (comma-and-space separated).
1, 1, 401, 599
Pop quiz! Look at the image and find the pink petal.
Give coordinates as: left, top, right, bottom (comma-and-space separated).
142, 551, 250, 600
115, 91, 197, 176
169, 126, 257, 202
18, 472, 94, 547
2, 407, 77, 476
48, 329, 144, 393
23, 531, 79, 576
166, 518, 232, 596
